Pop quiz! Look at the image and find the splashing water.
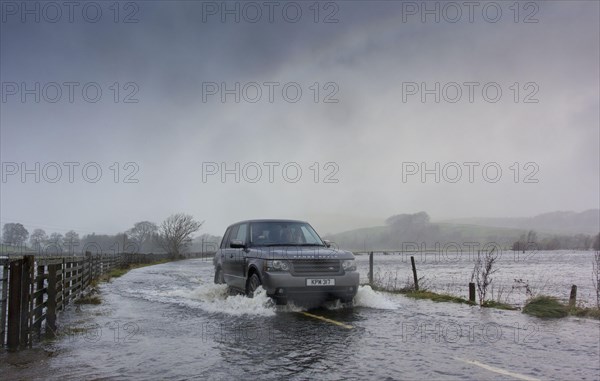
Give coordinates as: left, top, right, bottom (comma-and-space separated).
353, 285, 398, 310
166, 285, 277, 316
122, 274, 399, 316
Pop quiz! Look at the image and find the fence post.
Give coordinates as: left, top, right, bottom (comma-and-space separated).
469, 282, 476, 303
20, 255, 34, 348
411, 256, 419, 291
0, 262, 8, 347
569, 285, 577, 308
85, 251, 91, 288
368, 252, 373, 286
61, 258, 66, 308
91, 255, 95, 280
34, 263, 45, 336
7, 259, 23, 351
46, 264, 57, 337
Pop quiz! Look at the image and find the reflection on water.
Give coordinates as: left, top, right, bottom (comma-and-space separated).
1, 258, 599, 381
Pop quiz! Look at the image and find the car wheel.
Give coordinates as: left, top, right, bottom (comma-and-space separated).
214, 267, 224, 284
340, 298, 354, 307
246, 273, 262, 298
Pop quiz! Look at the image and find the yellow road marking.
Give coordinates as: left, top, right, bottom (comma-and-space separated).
299, 311, 353, 329
455, 358, 540, 381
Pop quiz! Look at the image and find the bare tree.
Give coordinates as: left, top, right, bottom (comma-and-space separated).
158, 214, 203, 258
127, 221, 158, 253
2, 223, 29, 246
49, 232, 63, 244
64, 230, 80, 255
29, 228, 48, 251
472, 247, 499, 306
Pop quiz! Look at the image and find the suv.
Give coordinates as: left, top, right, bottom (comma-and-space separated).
213, 219, 359, 305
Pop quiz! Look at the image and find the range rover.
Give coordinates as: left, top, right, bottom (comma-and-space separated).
213, 219, 359, 305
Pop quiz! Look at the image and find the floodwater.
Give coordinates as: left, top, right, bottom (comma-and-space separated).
1, 258, 599, 380
357, 250, 600, 307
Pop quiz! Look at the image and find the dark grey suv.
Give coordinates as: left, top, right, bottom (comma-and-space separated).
213, 219, 359, 305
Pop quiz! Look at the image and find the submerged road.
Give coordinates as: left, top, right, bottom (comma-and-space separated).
2, 259, 599, 380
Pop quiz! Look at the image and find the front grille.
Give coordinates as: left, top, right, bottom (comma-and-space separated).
291, 259, 340, 274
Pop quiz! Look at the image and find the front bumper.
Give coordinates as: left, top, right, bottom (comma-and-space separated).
261, 271, 359, 301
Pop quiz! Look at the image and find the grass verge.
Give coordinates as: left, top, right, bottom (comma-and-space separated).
522, 296, 568, 318
74, 295, 102, 305
404, 290, 476, 305
522, 296, 600, 319
481, 300, 517, 310
97, 258, 173, 283
371, 285, 521, 310
371, 285, 477, 306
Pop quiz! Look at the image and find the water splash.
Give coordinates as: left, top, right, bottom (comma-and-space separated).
353, 285, 398, 309
166, 285, 277, 316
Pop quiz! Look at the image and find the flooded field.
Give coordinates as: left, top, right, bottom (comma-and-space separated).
356, 250, 599, 307
1, 258, 599, 380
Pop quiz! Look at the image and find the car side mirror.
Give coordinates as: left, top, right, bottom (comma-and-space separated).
323, 240, 332, 248
230, 240, 245, 249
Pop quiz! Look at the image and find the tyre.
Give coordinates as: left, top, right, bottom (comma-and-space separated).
340, 298, 354, 307
246, 273, 262, 297
214, 267, 224, 284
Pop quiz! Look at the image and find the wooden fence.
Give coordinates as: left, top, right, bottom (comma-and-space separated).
0, 252, 174, 351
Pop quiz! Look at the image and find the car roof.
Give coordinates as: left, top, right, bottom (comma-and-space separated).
226, 219, 308, 228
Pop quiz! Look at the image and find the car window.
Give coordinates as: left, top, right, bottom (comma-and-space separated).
235, 224, 247, 243
228, 225, 240, 246
222, 225, 239, 248
300, 226, 320, 244
220, 227, 232, 249
249, 222, 324, 246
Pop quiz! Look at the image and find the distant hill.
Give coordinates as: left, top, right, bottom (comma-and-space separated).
324, 210, 599, 251
441, 210, 599, 235
325, 222, 530, 251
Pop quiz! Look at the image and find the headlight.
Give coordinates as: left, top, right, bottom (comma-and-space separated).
266, 260, 289, 271
342, 260, 356, 271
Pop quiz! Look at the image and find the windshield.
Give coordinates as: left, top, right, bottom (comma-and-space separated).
249, 221, 324, 246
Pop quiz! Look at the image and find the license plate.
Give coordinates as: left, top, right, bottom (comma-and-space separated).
306, 278, 335, 286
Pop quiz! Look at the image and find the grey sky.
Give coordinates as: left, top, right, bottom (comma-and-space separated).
1, 1, 598, 236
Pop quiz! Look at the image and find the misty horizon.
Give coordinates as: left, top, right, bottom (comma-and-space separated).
1, 1, 599, 240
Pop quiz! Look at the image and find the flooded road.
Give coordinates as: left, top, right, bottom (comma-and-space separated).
2, 259, 599, 380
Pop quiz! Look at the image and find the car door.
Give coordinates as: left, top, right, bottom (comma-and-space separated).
229, 223, 248, 290
215, 226, 232, 273
221, 225, 238, 283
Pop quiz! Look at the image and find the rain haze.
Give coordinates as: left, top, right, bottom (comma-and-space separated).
2, 2, 600, 381
1, 1, 598, 237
